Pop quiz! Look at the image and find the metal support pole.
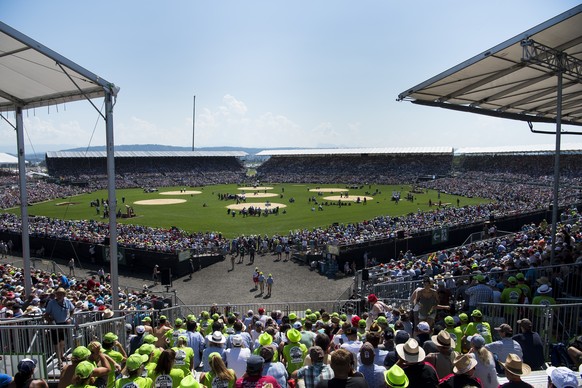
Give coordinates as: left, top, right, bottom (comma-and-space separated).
105, 92, 119, 311
550, 70, 563, 263
16, 107, 32, 295
192, 95, 196, 151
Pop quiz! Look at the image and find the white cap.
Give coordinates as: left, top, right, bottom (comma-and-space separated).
546, 366, 578, 388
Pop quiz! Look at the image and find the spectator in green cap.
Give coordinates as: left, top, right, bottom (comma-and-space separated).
283, 329, 308, 374
59, 346, 111, 388
172, 336, 194, 376
501, 276, 524, 316
200, 352, 236, 388
515, 273, 531, 302
115, 354, 151, 388
444, 316, 463, 353
102, 332, 127, 388
67, 361, 95, 388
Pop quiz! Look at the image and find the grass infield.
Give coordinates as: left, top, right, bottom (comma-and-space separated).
9, 183, 491, 239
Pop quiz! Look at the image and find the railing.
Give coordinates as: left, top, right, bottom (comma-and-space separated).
476, 302, 582, 359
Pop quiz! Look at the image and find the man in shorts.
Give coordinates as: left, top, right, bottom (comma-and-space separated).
43, 287, 75, 366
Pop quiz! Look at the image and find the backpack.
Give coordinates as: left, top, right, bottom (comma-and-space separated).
550, 343, 574, 369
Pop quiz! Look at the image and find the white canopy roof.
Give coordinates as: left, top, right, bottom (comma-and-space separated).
0, 152, 18, 164
0, 21, 118, 113
257, 147, 453, 156
46, 150, 247, 158
397, 5, 582, 128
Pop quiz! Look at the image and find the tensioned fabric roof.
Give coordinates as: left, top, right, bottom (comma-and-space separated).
456, 143, 582, 155
0, 21, 118, 113
397, 5, 582, 127
0, 152, 18, 164
46, 151, 247, 158
256, 147, 453, 156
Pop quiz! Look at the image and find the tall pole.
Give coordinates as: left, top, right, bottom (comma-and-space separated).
192, 96, 196, 151
16, 106, 32, 296
105, 91, 119, 311
550, 69, 563, 263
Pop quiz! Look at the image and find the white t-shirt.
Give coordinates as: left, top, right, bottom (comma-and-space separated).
225, 346, 251, 378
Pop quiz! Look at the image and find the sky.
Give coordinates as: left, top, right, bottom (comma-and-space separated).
1, 1, 581, 154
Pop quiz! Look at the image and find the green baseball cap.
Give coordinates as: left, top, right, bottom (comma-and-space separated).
103, 332, 118, 343
74, 361, 95, 379
72, 346, 91, 361
125, 354, 148, 371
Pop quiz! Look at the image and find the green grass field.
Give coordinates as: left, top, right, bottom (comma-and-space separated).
9, 183, 491, 238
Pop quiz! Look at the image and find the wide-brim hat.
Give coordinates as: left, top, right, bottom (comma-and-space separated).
537, 284, 553, 294
384, 364, 409, 387
287, 328, 302, 343
501, 354, 531, 376
396, 338, 426, 363
431, 330, 455, 349
207, 331, 226, 344
453, 354, 478, 374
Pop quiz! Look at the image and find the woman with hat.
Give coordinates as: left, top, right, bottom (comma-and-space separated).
115, 354, 152, 388
14, 358, 48, 388
66, 361, 97, 388
395, 338, 439, 387
438, 353, 481, 388
467, 334, 498, 388
425, 330, 458, 379
498, 354, 533, 388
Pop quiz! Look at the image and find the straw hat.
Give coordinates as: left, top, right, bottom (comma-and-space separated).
453, 354, 478, 374
501, 354, 531, 376
396, 338, 426, 363
431, 330, 455, 349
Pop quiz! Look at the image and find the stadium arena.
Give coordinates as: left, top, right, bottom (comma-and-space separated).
2, 6, 582, 387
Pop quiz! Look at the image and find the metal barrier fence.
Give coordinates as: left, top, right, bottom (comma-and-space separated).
477, 302, 582, 359
367, 261, 582, 302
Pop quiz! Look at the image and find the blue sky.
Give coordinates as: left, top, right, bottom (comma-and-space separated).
1, 1, 580, 153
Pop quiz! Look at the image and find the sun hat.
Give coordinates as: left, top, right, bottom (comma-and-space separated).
536, 276, 550, 285
546, 366, 578, 388
137, 344, 155, 356
431, 330, 455, 349
103, 332, 118, 343
16, 359, 37, 374
231, 334, 243, 347
508, 276, 518, 285
368, 294, 378, 304
417, 321, 430, 333
125, 354, 148, 371
468, 334, 486, 349
471, 309, 483, 318
142, 316, 151, 322
288, 313, 297, 320
175, 318, 183, 326
453, 353, 478, 374
444, 316, 455, 326
208, 331, 226, 344
376, 316, 388, 325
143, 334, 156, 344
55, 287, 66, 294
358, 319, 367, 328
259, 346, 275, 362
74, 361, 95, 379
351, 315, 361, 326
537, 284, 553, 294
136, 325, 146, 334
258, 332, 273, 346
501, 354, 531, 376
287, 328, 302, 343
384, 364, 409, 388
495, 323, 513, 335
258, 307, 265, 314
459, 313, 469, 322
208, 352, 221, 362
246, 355, 264, 373
473, 274, 486, 282
516, 273, 525, 280
309, 346, 325, 363
360, 342, 375, 365
179, 374, 198, 388
293, 321, 302, 329
160, 315, 167, 320
72, 346, 91, 361
396, 338, 426, 363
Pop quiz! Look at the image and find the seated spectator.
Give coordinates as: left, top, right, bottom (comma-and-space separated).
498, 354, 532, 388
511, 319, 545, 370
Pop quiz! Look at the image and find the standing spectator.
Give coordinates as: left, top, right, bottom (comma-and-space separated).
283, 329, 308, 375
152, 265, 160, 286
467, 335, 498, 388
186, 319, 205, 370
511, 319, 545, 370
115, 354, 152, 388
148, 349, 185, 388
438, 353, 481, 388
498, 354, 532, 388
43, 287, 75, 367
466, 275, 493, 312
266, 274, 274, 297
357, 342, 386, 387
485, 324, 522, 364
235, 355, 279, 388
188, 258, 195, 280
200, 352, 236, 388
202, 331, 227, 372
14, 358, 48, 388
315, 348, 367, 388
260, 346, 288, 388
396, 338, 439, 388
293, 346, 333, 388
225, 335, 251, 378
339, 326, 363, 367
425, 330, 457, 379
68, 258, 75, 277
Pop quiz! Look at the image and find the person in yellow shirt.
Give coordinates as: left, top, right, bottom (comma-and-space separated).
443, 316, 463, 354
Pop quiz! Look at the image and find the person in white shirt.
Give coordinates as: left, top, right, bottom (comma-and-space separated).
224, 334, 250, 378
